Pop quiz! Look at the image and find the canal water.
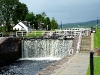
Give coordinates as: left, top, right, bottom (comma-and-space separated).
0, 60, 56, 75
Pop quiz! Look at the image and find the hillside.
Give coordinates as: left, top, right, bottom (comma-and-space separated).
58, 20, 100, 28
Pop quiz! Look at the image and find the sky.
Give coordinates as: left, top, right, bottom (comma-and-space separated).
19, 0, 100, 24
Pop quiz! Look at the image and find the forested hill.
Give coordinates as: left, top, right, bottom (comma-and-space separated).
58, 20, 100, 28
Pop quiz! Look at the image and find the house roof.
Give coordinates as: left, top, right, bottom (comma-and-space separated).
13, 21, 28, 31
21, 21, 30, 27
18, 23, 24, 28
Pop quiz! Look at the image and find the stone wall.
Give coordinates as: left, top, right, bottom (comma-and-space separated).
0, 37, 21, 66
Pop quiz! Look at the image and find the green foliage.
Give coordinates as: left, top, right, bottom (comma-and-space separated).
45, 17, 51, 30
0, 0, 28, 31
87, 57, 100, 75
13, 2, 28, 24
87, 28, 100, 75
0, 0, 19, 31
25, 12, 35, 27
25, 12, 58, 30
0, 0, 58, 32
35, 14, 44, 29
51, 17, 58, 30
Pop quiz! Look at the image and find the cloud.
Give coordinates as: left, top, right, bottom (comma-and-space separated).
19, 0, 100, 24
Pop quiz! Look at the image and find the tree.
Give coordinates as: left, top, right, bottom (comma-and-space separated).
0, 0, 28, 31
35, 14, 45, 29
25, 12, 35, 28
0, 0, 19, 31
41, 12, 47, 18
45, 17, 51, 30
51, 17, 58, 30
13, 2, 28, 24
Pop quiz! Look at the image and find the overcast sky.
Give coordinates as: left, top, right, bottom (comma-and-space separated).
19, 0, 100, 24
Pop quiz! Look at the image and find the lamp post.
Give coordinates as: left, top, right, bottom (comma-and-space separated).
97, 17, 98, 24
47, 25, 48, 31
96, 17, 99, 28
33, 24, 34, 30
34, 30, 36, 37
61, 21, 62, 30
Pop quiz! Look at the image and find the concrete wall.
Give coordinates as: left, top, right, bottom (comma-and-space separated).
0, 37, 21, 66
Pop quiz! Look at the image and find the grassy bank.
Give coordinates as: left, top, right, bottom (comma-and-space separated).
87, 28, 100, 75
94, 28, 100, 48
26, 31, 44, 38
86, 57, 100, 75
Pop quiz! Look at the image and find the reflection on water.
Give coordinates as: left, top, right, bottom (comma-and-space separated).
0, 60, 56, 75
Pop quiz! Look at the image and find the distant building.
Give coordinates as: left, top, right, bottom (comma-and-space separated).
13, 21, 32, 32
38, 22, 45, 30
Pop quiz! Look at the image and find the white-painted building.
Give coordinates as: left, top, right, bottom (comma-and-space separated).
13, 21, 31, 32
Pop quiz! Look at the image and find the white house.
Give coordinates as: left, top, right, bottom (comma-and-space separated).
13, 21, 29, 32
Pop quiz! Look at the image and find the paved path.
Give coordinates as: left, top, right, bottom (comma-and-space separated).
53, 33, 94, 75
0, 37, 8, 44
53, 53, 89, 75
36, 33, 93, 75
91, 33, 94, 51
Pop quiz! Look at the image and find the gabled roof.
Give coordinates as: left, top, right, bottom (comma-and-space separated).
13, 21, 29, 32
21, 21, 30, 27
18, 23, 24, 28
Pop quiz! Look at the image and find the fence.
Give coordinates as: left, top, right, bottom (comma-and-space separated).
16, 31, 28, 37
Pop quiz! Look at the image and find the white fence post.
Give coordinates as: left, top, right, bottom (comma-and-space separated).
76, 32, 82, 53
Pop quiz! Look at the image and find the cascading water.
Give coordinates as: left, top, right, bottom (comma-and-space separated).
22, 39, 73, 60
0, 39, 73, 75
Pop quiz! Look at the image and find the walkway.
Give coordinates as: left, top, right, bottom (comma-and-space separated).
53, 33, 94, 75
36, 33, 93, 75
91, 33, 94, 51
53, 53, 89, 75
0, 37, 8, 44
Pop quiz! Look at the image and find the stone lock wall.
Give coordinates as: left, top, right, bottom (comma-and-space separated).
0, 37, 21, 66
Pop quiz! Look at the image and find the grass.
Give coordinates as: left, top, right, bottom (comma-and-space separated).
87, 28, 100, 75
27, 30, 56, 38
86, 57, 100, 75
27, 30, 44, 38
94, 28, 100, 48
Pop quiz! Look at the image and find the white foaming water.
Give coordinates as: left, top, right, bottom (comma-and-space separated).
22, 39, 73, 59
19, 57, 61, 61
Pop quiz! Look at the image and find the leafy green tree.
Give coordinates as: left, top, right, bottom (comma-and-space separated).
13, 2, 28, 24
41, 12, 47, 18
35, 14, 45, 29
25, 12, 58, 30
51, 17, 58, 30
25, 12, 35, 29
45, 17, 51, 30
0, 0, 19, 31
0, 0, 28, 31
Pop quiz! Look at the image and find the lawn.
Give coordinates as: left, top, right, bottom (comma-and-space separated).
87, 28, 100, 75
94, 28, 100, 48
86, 57, 100, 75
27, 30, 44, 37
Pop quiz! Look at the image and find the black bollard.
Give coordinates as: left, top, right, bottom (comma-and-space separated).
90, 51, 94, 75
